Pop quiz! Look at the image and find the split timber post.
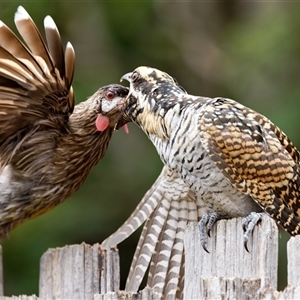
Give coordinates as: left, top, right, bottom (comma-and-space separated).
1, 216, 300, 299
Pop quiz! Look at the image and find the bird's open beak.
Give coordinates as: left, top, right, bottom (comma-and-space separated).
120, 72, 133, 103
120, 72, 132, 83
114, 74, 132, 133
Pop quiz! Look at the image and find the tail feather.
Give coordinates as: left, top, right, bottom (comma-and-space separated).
175, 251, 185, 300
125, 197, 172, 291
148, 198, 180, 291
101, 168, 166, 249
162, 200, 189, 299
126, 171, 198, 299
102, 167, 200, 299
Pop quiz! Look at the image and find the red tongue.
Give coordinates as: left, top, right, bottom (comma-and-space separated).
123, 124, 129, 134
95, 115, 109, 131
95, 114, 129, 133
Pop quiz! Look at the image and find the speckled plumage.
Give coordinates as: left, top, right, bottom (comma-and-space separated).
103, 66, 300, 299
0, 7, 128, 238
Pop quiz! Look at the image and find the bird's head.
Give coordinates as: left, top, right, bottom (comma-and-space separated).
116, 66, 186, 130
84, 84, 129, 133
117, 67, 186, 133
121, 66, 181, 96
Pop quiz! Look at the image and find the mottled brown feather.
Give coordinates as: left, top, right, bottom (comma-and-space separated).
199, 98, 300, 234
14, 6, 55, 72
0, 7, 128, 239
0, 7, 74, 170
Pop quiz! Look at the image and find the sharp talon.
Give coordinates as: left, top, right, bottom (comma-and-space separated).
207, 212, 220, 233
198, 212, 223, 252
202, 242, 210, 254
207, 228, 211, 238
244, 237, 250, 253
199, 214, 209, 251
242, 212, 265, 252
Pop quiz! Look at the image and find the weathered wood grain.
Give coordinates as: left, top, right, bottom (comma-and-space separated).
184, 216, 278, 299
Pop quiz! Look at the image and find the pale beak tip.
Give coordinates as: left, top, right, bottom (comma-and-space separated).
120, 72, 132, 83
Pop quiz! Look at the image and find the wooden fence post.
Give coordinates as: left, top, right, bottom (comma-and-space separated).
38, 242, 159, 300
39, 243, 119, 299
5, 217, 300, 299
184, 216, 278, 299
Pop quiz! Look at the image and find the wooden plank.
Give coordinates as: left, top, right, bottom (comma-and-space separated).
39, 243, 119, 299
184, 216, 278, 300
287, 235, 300, 287
258, 284, 300, 299
198, 277, 262, 299
94, 286, 160, 300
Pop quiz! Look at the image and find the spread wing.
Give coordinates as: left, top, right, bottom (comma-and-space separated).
0, 6, 75, 170
199, 97, 300, 234
0, 7, 75, 163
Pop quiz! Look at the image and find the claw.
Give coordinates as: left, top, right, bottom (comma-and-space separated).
242, 212, 265, 252
199, 214, 210, 253
207, 212, 220, 237
198, 212, 223, 253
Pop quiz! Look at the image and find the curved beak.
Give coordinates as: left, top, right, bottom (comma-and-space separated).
120, 72, 132, 83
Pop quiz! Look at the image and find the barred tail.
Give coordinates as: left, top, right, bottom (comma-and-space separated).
124, 168, 197, 300
101, 167, 167, 248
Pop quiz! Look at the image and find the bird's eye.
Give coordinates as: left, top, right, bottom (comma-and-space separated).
131, 72, 139, 82
105, 91, 115, 100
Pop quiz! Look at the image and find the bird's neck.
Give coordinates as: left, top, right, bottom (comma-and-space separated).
53, 104, 113, 193
125, 93, 180, 141
68, 101, 100, 136
136, 110, 171, 140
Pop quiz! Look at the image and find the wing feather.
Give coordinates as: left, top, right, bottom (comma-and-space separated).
199, 98, 300, 233
65, 42, 75, 89
199, 98, 295, 195
43, 15, 65, 78
14, 6, 54, 73
0, 6, 75, 170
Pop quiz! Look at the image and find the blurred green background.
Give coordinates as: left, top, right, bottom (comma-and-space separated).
0, 0, 298, 295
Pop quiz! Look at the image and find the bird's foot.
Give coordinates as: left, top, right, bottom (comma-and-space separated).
198, 212, 223, 253
242, 212, 266, 252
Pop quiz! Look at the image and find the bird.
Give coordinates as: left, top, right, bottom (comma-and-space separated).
102, 66, 300, 299
0, 6, 129, 240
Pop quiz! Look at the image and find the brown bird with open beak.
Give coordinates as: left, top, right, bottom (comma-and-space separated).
0, 6, 129, 240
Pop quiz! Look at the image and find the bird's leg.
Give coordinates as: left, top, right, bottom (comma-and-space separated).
198, 212, 222, 253
242, 211, 266, 252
